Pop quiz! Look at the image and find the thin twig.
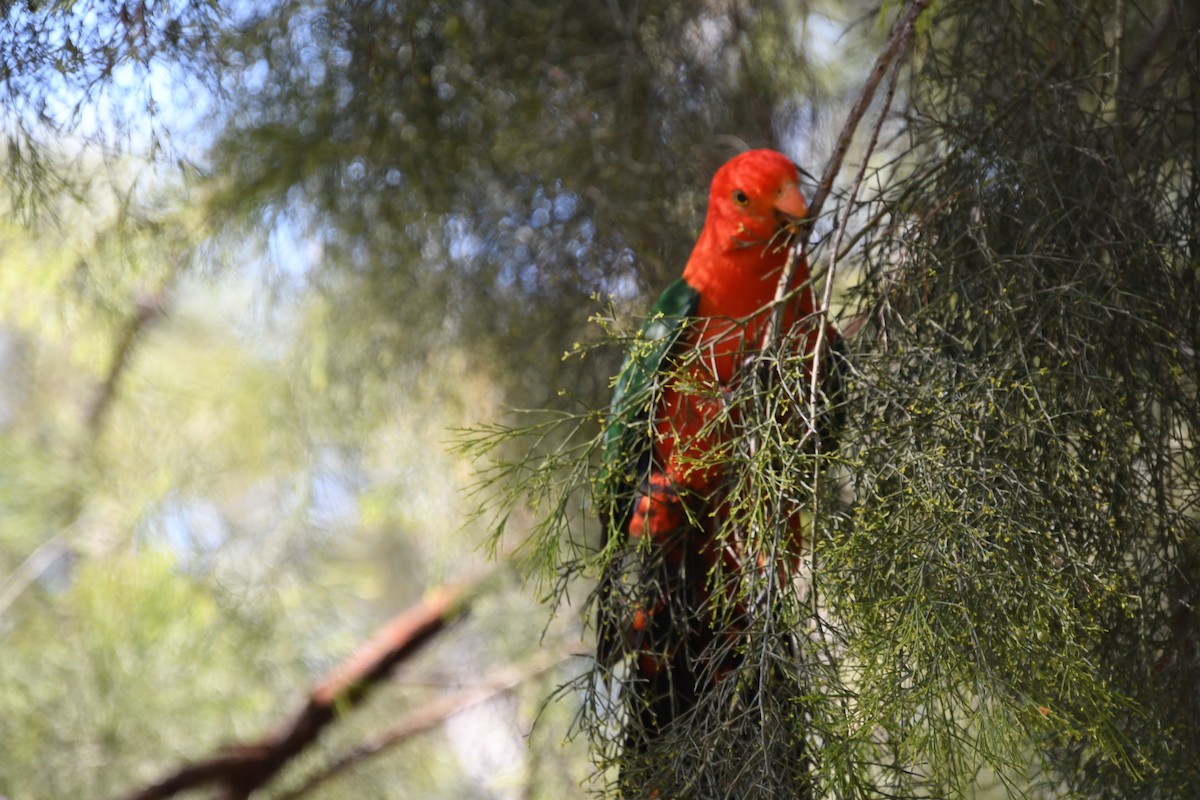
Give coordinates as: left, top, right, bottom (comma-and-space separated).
762, 0, 933, 352
0, 535, 68, 620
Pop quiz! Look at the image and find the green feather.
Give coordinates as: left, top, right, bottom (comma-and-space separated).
597, 278, 700, 529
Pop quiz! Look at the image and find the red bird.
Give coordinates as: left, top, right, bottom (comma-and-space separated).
596, 149, 840, 779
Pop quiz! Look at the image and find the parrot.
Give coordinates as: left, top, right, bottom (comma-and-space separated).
595, 148, 841, 788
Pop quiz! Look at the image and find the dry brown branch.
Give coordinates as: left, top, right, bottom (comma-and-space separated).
113, 578, 482, 800
278, 642, 584, 800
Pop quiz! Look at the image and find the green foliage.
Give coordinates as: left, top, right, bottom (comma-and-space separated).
833, 0, 1200, 795
0, 1, 227, 217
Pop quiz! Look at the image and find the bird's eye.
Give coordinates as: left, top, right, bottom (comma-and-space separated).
732, 189, 749, 206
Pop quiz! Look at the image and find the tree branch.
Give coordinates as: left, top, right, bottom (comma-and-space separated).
84, 278, 173, 436
0, 263, 179, 622
113, 577, 484, 800
278, 643, 583, 800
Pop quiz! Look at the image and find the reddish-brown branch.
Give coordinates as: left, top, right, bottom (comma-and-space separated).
84, 283, 171, 435
115, 580, 477, 800
278, 643, 582, 800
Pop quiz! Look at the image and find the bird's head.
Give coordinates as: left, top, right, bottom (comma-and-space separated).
706, 149, 809, 251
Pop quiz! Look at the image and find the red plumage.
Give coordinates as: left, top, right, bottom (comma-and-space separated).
599, 149, 839, 788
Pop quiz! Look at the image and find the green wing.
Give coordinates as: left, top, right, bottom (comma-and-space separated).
597, 278, 701, 532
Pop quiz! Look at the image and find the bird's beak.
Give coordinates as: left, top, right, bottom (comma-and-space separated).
773, 182, 809, 225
